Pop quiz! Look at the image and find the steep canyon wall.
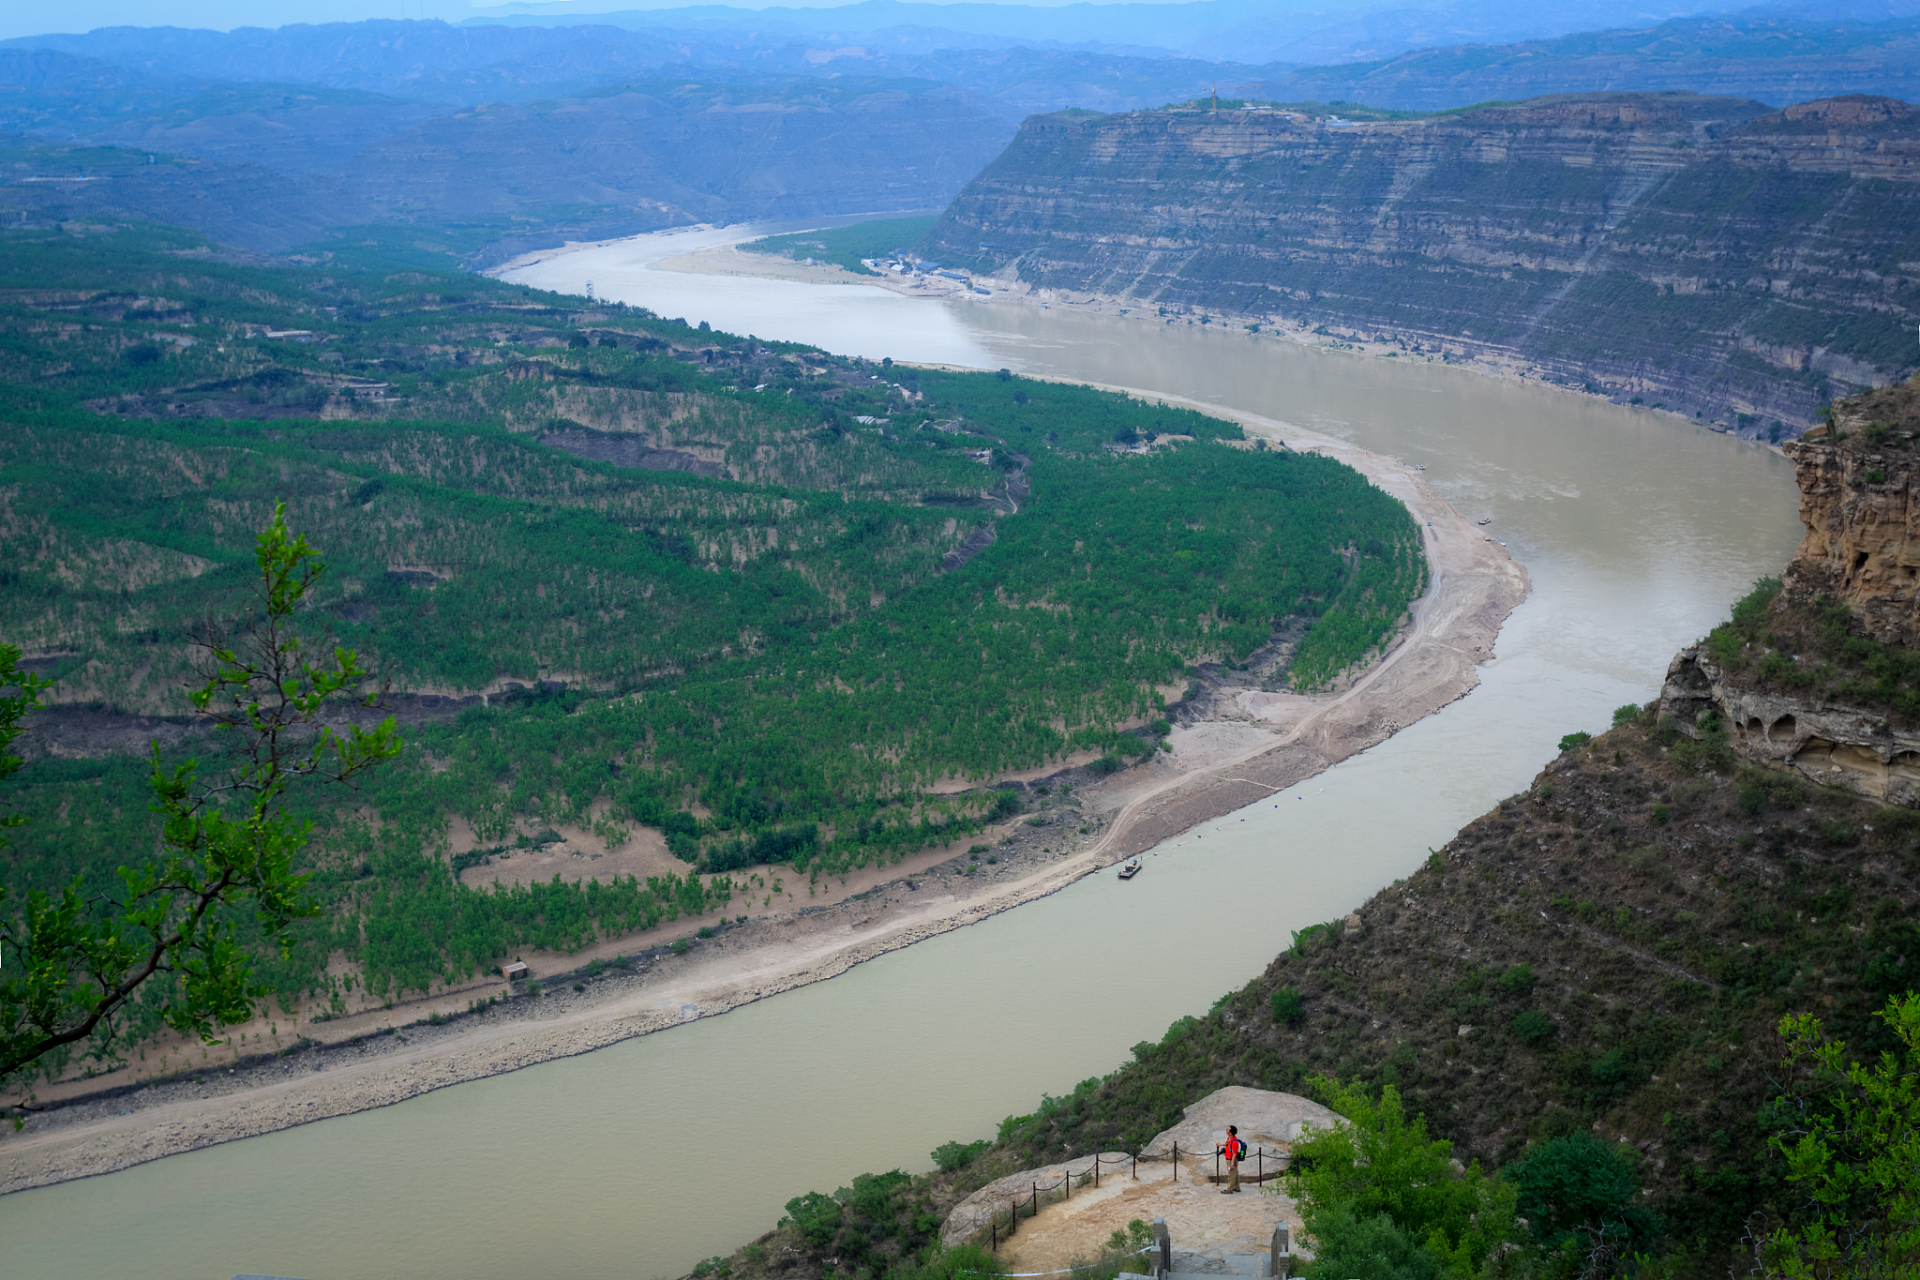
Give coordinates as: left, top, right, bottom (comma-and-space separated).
1663, 375, 1920, 801
927, 92, 1920, 434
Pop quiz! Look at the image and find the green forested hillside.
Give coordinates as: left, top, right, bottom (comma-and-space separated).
0, 222, 1425, 1013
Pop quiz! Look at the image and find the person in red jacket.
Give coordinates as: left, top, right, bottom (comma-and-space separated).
1217, 1125, 1244, 1194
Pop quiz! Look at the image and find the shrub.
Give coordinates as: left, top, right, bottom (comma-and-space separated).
1650, 802, 1671, 826
893, 1243, 1007, 1280
1558, 731, 1592, 752
671, 938, 691, 955
931, 1139, 989, 1172
1272, 986, 1305, 1026
782, 1190, 842, 1246
1513, 1009, 1556, 1044
1286, 1076, 1516, 1278
1671, 713, 1735, 772
1815, 816, 1857, 846
1160, 1015, 1200, 1048
1508, 1131, 1655, 1254
1296, 1205, 1443, 1280
1498, 963, 1536, 996
1611, 704, 1641, 728
1291, 922, 1331, 955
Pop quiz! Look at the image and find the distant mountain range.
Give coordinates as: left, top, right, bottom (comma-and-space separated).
4, 6, 1918, 293
0, 68, 1016, 259
7, 9, 1920, 121
467, 0, 1920, 67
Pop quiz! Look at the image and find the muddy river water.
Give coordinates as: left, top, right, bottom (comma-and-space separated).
0, 226, 1804, 1280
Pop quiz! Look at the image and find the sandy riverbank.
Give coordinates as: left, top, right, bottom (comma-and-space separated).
640, 237, 1680, 415
0, 267, 1527, 1198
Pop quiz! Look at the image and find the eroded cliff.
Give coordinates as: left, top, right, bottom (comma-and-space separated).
927, 92, 1920, 434
1663, 374, 1920, 799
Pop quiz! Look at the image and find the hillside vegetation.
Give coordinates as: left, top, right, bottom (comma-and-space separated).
0, 223, 1426, 1023
691, 693, 1920, 1279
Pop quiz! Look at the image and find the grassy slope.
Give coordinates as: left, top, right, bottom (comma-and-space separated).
691, 705, 1920, 1278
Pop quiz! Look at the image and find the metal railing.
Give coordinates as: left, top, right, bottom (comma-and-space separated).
1169, 1140, 1288, 1186
960, 1145, 1291, 1251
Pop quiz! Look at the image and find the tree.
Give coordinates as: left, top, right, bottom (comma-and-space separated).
1, 504, 401, 1098
1287, 1076, 1517, 1279
1763, 993, 1920, 1278
1508, 1130, 1656, 1270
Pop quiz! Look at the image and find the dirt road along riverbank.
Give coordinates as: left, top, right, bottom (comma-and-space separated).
0, 366, 1526, 1200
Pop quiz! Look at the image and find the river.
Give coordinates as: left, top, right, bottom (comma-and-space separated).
0, 226, 1804, 1280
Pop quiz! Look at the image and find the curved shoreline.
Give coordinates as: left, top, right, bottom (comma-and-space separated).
0, 301, 1529, 1201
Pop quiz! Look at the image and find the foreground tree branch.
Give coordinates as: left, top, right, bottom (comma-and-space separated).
0, 504, 401, 1099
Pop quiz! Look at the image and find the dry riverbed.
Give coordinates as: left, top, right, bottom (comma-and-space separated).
0, 332, 1527, 1201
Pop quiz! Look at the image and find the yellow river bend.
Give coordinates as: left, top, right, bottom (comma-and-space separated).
0, 223, 1803, 1280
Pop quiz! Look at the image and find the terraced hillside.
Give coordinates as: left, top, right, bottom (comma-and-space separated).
0, 223, 1427, 1031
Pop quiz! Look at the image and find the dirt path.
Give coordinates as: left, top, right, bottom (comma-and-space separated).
0, 403, 1526, 1197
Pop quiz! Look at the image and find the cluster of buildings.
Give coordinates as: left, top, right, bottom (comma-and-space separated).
868, 257, 992, 296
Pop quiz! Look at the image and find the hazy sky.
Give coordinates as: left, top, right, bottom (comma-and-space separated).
1, 0, 1165, 41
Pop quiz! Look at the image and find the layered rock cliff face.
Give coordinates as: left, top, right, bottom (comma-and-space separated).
926, 92, 1920, 434
1663, 375, 1920, 801
1777, 381, 1920, 646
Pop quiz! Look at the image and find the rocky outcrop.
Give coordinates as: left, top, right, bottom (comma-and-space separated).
1662, 644, 1920, 804
926, 93, 1920, 435
1661, 375, 1920, 801
1778, 386, 1920, 647
940, 1086, 1335, 1248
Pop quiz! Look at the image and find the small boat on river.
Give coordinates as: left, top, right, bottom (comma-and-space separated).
1118, 858, 1143, 880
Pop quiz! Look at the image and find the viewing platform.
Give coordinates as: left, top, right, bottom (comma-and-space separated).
940, 1088, 1336, 1276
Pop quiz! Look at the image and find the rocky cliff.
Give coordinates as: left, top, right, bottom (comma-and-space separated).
925, 92, 1920, 434
1663, 374, 1920, 800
